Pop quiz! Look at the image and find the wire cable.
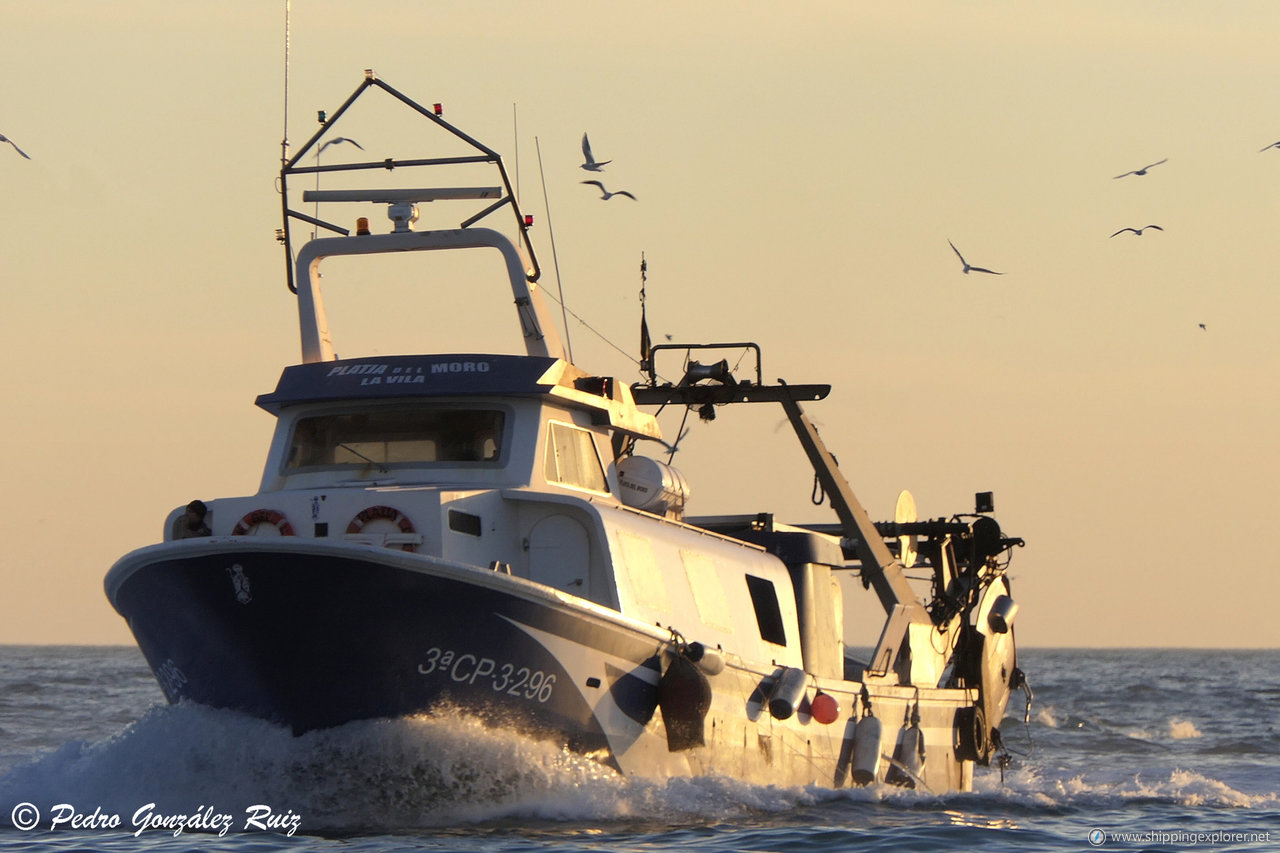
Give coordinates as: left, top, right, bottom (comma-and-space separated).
534, 136, 573, 363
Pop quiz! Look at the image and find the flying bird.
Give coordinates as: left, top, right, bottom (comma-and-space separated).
1113, 158, 1168, 178
582, 180, 636, 201
0, 132, 30, 159
580, 133, 611, 171
1110, 225, 1164, 237
948, 240, 1002, 275
1260, 141, 1280, 152
1198, 323, 1207, 331
318, 136, 364, 155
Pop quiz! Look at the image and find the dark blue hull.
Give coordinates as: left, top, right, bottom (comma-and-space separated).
106, 541, 665, 757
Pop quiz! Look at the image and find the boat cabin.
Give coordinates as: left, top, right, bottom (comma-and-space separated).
169, 350, 846, 677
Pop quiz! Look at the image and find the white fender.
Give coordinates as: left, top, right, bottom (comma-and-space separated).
768, 667, 808, 720
887, 723, 926, 788
685, 642, 726, 676
851, 714, 883, 785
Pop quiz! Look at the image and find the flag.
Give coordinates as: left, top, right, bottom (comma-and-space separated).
639, 255, 652, 368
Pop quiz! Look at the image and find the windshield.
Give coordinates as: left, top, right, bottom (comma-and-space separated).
286, 408, 505, 471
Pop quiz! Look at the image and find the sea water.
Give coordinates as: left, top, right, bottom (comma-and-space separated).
1, 646, 1277, 851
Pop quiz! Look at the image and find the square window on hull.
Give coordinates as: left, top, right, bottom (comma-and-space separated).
745, 574, 787, 646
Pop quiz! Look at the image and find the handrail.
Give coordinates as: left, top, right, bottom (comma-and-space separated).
291, 227, 566, 364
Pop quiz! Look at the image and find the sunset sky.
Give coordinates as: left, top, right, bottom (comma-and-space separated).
3, 2, 1279, 647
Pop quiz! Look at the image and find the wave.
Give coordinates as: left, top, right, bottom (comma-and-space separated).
1119, 718, 1201, 742
1166, 718, 1203, 739
0, 703, 841, 833
1, 703, 1274, 835
1033, 706, 1058, 728
967, 765, 1277, 810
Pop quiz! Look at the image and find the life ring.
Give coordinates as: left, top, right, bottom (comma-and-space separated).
346, 505, 417, 552
231, 508, 295, 537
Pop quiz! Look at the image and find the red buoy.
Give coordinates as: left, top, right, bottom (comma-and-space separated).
810, 691, 840, 725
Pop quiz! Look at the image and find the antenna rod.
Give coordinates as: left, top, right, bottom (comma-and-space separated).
535, 136, 573, 363
279, 0, 296, 292
281, 0, 291, 168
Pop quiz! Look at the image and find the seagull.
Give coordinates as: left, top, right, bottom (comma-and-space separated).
1110, 225, 1164, 237
580, 133, 611, 171
1113, 158, 1168, 178
582, 180, 636, 201
948, 240, 1002, 275
318, 136, 364, 155
0, 132, 30, 159
1260, 141, 1280, 152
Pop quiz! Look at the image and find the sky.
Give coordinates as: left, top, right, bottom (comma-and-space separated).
2, 2, 1279, 648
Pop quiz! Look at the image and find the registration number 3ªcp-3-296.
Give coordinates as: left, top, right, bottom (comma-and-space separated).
416, 647, 556, 703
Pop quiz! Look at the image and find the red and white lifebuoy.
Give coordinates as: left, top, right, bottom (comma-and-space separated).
231, 508, 296, 537
346, 505, 417, 552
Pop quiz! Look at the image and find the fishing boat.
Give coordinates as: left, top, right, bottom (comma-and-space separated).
105, 72, 1030, 793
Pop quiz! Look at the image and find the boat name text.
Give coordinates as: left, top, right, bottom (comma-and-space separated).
416, 646, 556, 703
431, 361, 491, 374
326, 361, 491, 386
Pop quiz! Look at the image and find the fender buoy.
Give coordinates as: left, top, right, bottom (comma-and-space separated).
810, 691, 840, 725
768, 667, 808, 721
231, 509, 295, 537
987, 594, 1019, 634
887, 722, 927, 788
850, 713, 883, 786
346, 505, 417, 552
657, 653, 712, 751
684, 642, 726, 676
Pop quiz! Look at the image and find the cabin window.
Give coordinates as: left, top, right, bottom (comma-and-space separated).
745, 574, 787, 646
543, 422, 609, 493
285, 408, 505, 471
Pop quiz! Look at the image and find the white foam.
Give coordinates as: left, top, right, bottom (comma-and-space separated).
0, 703, 844, 831
1033, 706, 1058, 728
2, 702, 1273, 833
970, 764, 1278, 810
1165, 718, 1202, 739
